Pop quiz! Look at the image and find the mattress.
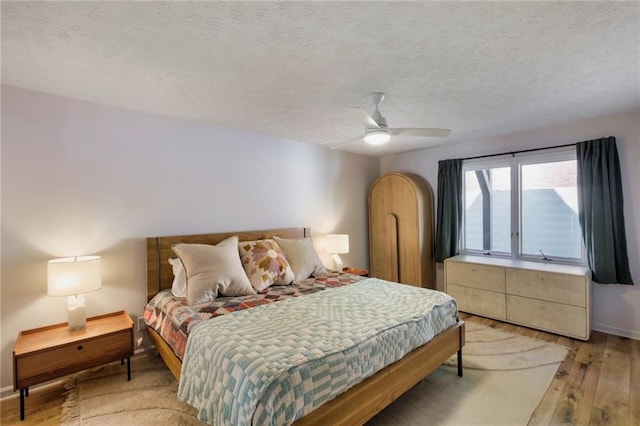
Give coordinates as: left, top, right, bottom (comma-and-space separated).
176, 278, 458, 425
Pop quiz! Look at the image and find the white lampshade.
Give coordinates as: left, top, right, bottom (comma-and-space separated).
47, 256, 102, 296
326, 234, 349, 254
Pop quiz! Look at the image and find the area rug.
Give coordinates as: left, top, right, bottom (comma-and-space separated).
61, 322, 568, 425
60, 354, 199, 425
445, 321, 568, 370
366, 364, 562, 426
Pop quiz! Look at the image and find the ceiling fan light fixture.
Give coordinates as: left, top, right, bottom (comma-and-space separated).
364, 129, 391, 145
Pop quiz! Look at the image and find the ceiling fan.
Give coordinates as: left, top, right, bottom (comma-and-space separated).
334, 92, 452, 148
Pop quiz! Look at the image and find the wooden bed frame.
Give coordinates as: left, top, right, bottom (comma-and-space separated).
146, 227, 465, 425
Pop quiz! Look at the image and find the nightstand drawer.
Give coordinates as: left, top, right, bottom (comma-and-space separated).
15, 330, 131, 388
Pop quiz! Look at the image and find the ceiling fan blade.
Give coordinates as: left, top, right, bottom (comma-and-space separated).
390, 128, 452, 138
330, 135, 364, 150
346, 107, 379, 128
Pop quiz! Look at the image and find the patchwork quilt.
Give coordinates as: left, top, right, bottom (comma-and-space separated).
177, 278, 458, 425
143, 273, 365, 360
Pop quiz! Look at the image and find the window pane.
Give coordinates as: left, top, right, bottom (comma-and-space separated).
521, 160, 581, 259
464, 167, 511, 253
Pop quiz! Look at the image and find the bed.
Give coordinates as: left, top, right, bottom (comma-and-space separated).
145, 227, 465, 425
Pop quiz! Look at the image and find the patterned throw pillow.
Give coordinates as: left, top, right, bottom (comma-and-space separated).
238, 239, 295, 291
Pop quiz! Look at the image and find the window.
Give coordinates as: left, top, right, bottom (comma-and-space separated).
462, 148, 584, 263
464, 165, 511, 254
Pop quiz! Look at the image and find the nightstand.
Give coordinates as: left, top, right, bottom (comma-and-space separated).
13, 310, 134, 420
342, 267, 369, 277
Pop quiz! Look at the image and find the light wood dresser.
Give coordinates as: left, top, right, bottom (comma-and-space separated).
444, 255, 591, 340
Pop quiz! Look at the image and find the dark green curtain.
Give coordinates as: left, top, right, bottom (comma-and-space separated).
577, 137, 634, 284
435, 159, 463, 263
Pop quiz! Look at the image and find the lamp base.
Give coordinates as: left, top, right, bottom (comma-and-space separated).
332, 254, 344, 272
67, 295, 87, 331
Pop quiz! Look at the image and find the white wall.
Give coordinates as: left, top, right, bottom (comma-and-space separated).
0, 86, 380, 391
382, 108, 640, 340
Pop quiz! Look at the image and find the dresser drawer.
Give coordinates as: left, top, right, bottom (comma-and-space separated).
506, 269, 587, 307
15, 330, 132, 388
507, 295, 588, 339
447, 284, 506, 319
445, 261, 505, 293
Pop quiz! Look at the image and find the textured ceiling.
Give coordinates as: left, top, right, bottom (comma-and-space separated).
2, 1, 639, 156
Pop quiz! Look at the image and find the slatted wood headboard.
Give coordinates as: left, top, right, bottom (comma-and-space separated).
146, 227, 310, 301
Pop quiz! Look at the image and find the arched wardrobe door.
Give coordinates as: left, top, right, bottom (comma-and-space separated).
368, 173, 435, 288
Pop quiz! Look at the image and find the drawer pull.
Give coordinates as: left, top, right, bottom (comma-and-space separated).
77, 345, 83, 351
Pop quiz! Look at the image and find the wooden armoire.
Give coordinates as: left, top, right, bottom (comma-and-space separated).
369, 172, 435, 288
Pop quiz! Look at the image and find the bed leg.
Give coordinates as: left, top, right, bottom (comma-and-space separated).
457, 349, 463, 377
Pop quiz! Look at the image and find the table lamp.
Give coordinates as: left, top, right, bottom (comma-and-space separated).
326, 234, 349, 271
47, 256, 102, 331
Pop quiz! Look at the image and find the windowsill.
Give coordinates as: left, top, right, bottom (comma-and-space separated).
449, 254, 591, 275
461, 251, 586, 267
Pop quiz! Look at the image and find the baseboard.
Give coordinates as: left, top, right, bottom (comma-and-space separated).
1, 384, 19, 400
0, 347, 153, 401
592, 322, 640, 340
0, 380, 63, 401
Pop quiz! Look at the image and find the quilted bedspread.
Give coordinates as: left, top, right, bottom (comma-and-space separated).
177, 278, 458, 425
144, 273, 364, 360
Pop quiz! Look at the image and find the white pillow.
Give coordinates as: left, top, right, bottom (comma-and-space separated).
274, 236, 327, 283
168, 258, 187, 298
171, 236, 255, 305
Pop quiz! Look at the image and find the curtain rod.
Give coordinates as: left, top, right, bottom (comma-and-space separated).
461, 142, 577, 161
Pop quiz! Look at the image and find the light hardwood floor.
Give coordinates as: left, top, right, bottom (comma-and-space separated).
1, 313, 638, 425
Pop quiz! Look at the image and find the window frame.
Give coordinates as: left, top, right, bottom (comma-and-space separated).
461, 147, 586, 266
